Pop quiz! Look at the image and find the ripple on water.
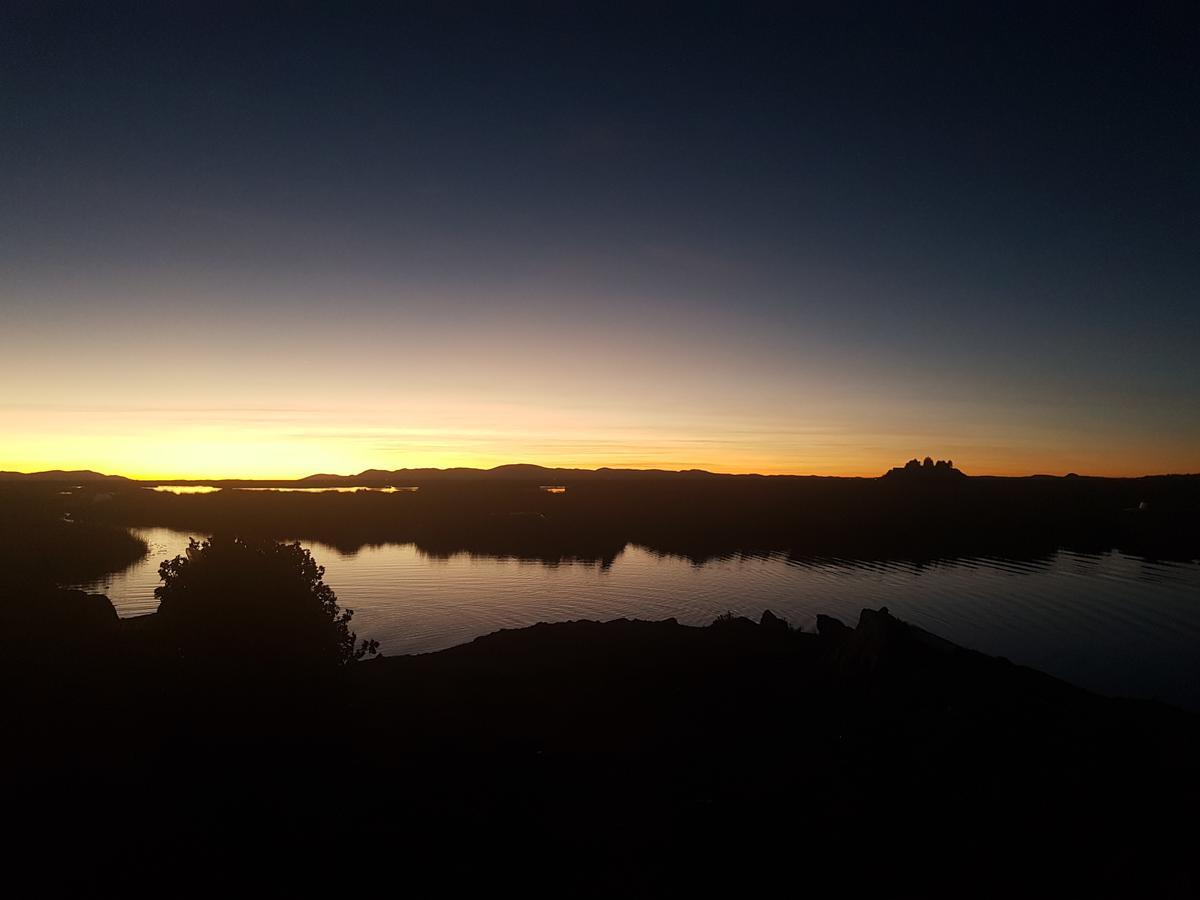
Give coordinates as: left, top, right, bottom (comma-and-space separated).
62, 527, 1200, 710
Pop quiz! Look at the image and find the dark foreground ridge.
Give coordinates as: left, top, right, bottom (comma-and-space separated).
3, 584, 1197, 895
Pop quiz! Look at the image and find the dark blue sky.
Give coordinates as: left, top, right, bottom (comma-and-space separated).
2, 3, 1197, 476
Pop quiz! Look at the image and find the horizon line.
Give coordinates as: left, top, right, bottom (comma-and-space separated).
3, 462, 1198, 482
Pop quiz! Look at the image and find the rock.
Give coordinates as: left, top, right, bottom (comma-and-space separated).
759, 609, 789, 632
53, 589, 119, 630
0, 583, 119, 660
816, 614, 849, 638
710, 611, 759, 635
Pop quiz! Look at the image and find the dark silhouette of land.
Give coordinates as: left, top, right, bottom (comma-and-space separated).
3, 464, 1198, 891
2, 539, 1196, 895
3, 461, 1195, 573
0, 483, 146, 584
0, 468, 132, 483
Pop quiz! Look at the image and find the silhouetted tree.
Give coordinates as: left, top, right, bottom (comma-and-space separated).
155, 536, 378, 667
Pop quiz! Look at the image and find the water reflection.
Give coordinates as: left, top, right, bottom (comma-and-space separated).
236, 486, 418, 493
148, 485, 222, 494
147, 485, 422, 494
67, 527, 1200, 710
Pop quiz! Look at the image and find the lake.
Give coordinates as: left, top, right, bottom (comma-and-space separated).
71, 526, 1200, 710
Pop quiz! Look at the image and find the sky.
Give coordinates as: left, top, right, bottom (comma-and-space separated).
2, 3, 1197, 478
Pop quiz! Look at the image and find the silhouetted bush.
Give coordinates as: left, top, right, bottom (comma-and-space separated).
155, 536, 378, 667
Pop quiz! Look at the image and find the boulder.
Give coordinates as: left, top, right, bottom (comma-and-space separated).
815, 614, 849, 638
759, 609, 789, 632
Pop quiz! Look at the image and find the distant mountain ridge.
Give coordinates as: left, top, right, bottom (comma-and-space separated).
299, 464, 734, 484
0, 464, 824, 485
0, 469, 130, 482
4, 463, 1194, 485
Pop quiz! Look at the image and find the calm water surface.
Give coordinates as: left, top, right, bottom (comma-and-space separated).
72, 527, 1200, 710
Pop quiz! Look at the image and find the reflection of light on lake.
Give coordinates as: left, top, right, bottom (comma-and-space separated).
148, 485, 222, 494
148, 485, 421, 494
540, 485, 567, 494
237, 486, 418, 493
64, 527, 1200, 711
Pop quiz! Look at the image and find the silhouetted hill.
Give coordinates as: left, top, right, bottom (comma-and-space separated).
8, 461, 1196, 490
295, 463, 794, 485
882, 457, 968, 480
0, 469, 130, 482
4, 595, 1197, 895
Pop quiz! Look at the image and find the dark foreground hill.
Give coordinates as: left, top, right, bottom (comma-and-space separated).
3, 589, 1196, 896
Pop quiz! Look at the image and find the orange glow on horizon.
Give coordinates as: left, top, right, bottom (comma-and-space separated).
2, 440, 1191, 482
4, 394, 1195, 481
3, 316, 1196, 482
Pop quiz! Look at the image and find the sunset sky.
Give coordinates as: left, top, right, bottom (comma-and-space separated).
2, 5, 1197, 479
